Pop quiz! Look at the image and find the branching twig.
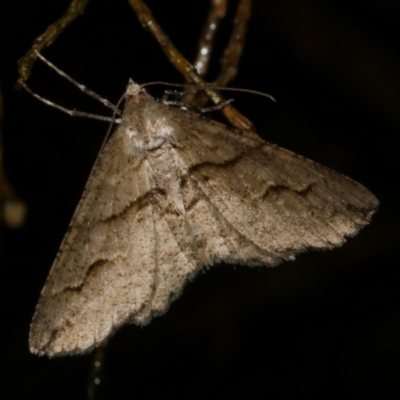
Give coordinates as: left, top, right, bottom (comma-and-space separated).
188, 0, 253, 109
16, 0, 90, 84
127, 0, 254, 131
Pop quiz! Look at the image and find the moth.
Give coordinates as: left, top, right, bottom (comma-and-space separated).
29, 80, 378, 357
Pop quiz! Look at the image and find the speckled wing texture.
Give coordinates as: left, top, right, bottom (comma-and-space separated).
30, 83, 378, 356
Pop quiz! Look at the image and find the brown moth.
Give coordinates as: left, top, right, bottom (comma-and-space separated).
30, 81, 378, 356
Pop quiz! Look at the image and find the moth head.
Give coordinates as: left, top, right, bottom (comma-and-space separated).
125, 79, 142, 97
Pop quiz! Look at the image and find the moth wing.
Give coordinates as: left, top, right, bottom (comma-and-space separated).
167, 107, 378, 260
138, 105, 378, 325
30, 126, 161, 356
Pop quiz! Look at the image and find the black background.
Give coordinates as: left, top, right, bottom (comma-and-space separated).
1, 1, 399, 399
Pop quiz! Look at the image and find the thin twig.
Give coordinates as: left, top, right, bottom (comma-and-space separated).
127, 0, 254, 131
189, 0, 253, 108
87, 342, 108, 400
183, 0, 227, 105
0, 82, 27, 229
193, 0, 227, 77
215, 0, 252, 88
16, 0, 90, 85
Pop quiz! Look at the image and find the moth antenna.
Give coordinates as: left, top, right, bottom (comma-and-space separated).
142, 81, 276, 102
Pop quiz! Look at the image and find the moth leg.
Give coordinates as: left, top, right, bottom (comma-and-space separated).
162, 89, 234, 113
20, 81, 120, 124
197, 99, 235, 113
162, 89, 200, 103
34, 51, 121, 115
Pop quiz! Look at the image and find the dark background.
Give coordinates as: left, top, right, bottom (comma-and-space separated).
1, 1, 399, 399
